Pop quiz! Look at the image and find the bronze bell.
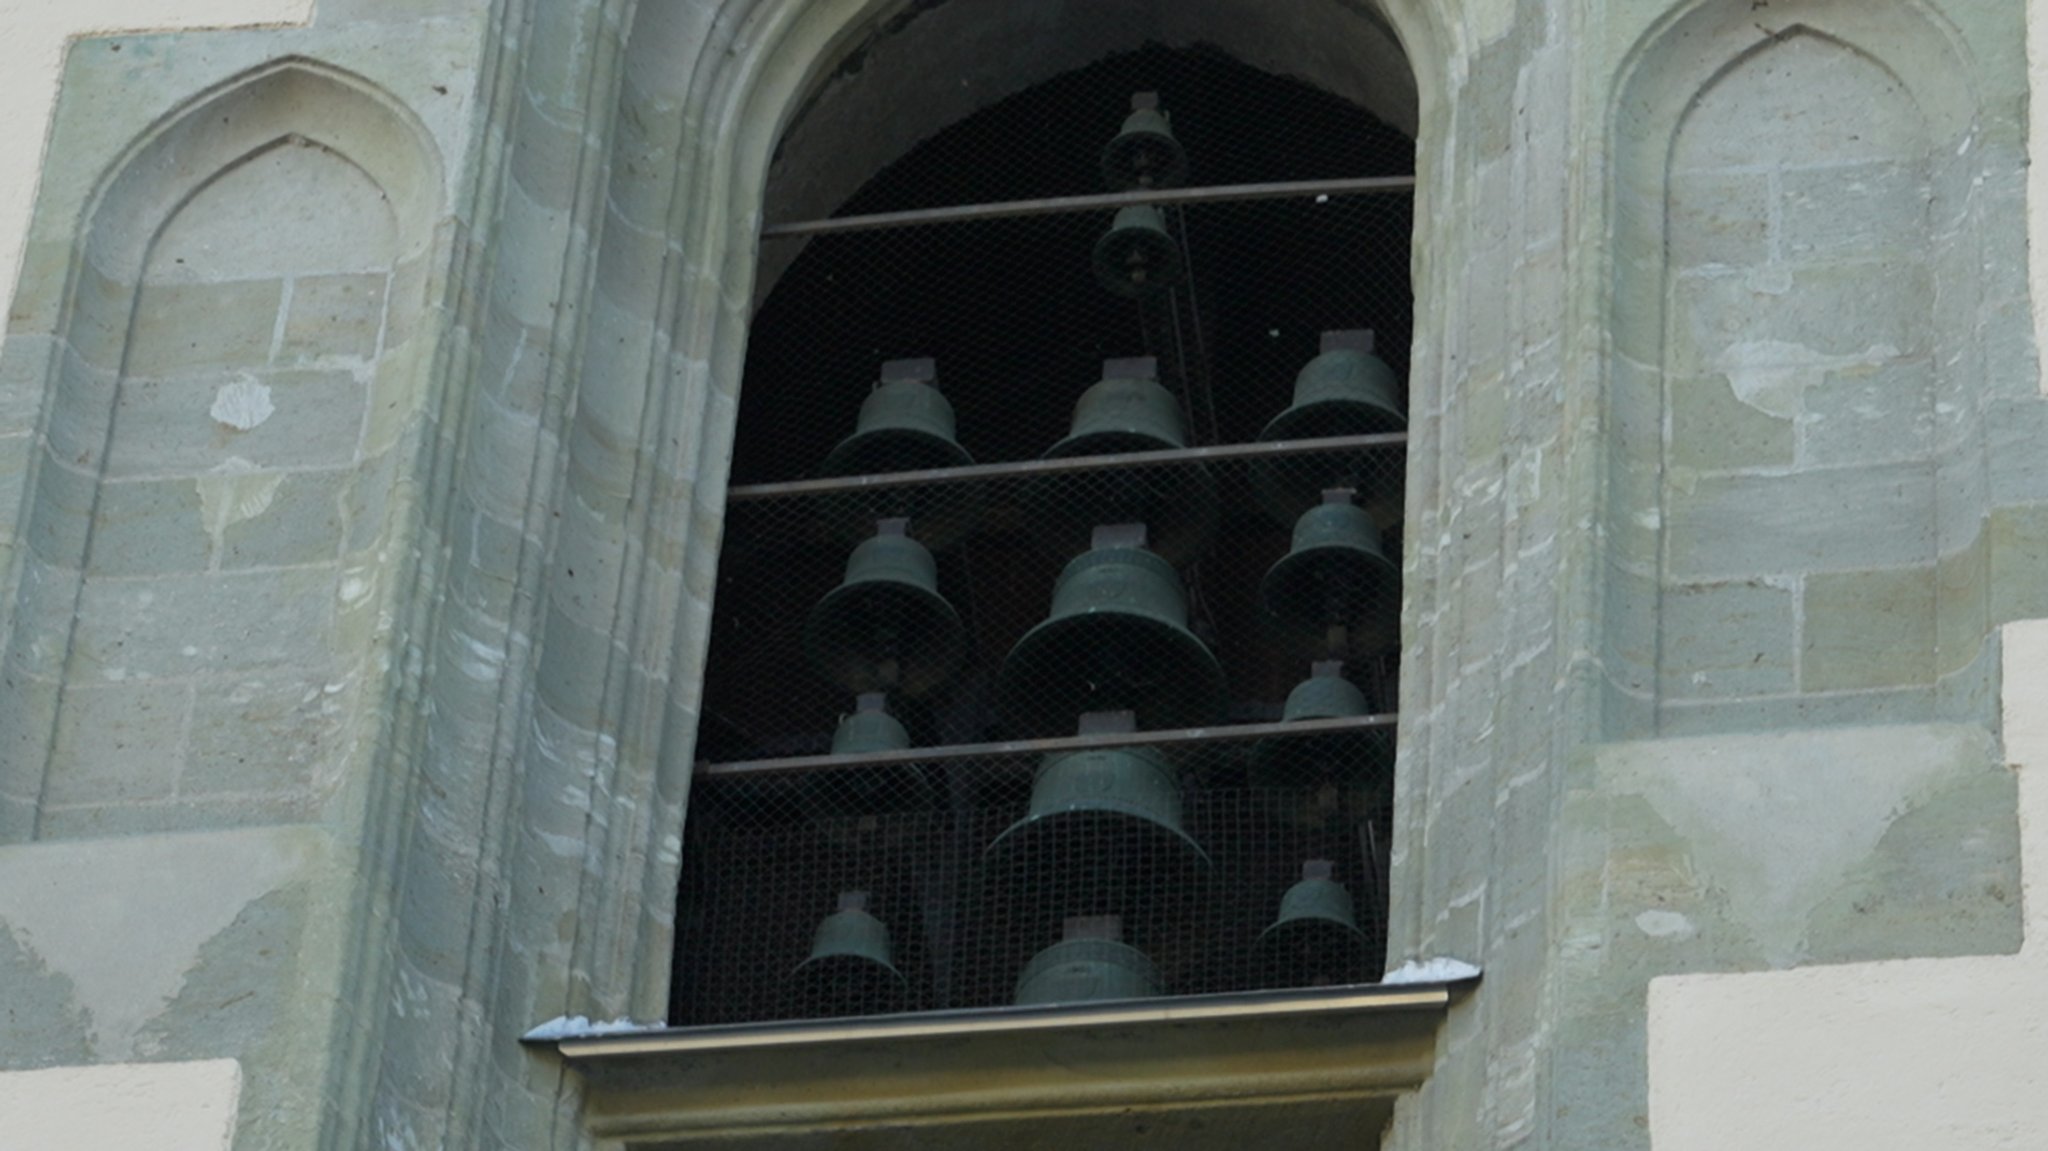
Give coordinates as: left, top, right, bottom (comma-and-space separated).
817, 359, 981, 550
1092, 204, 1184, 298
997, 527, 1227, 737
1249, 662, 1395, 793
1254, 861, 1368, 986
1251, 331, 1408, 527
1100, 92, 1188, 191
801, 693, 935, 821
988, 709, 1210, 856
1031, 359, 1218, 565
1260, 491, 1400, 657
806, 519, 966, 696
791, 891, 908, 1016
1013, 916, 1164, 1006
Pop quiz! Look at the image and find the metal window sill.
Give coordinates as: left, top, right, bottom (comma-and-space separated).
530, 981, 1469, 1148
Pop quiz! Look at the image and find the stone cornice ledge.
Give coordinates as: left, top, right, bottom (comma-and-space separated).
532, 982, 1465, 1147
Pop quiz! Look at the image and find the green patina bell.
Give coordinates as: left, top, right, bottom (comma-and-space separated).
1032, 360, 1217, 564
801, 693, 934, 820
817, 359, 980, 549
1252, 331, 1408, 526
806, 520, 966, 697
1100, 93, 1187, 191
1047, 368, 1187, 458
1261, 491, 1401, 655
1249, 662, 1395, 792
791, 891, 908, 1015
1092, 204, 1184, 298
997, 530, 1226, 736
831, 695, 911, 756
986, 741, 1211, 869
1255, 862, 1368, 986
1013, 917, 1164, 1006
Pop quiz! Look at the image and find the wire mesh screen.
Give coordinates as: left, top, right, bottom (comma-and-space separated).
675, 736, 1394, 1025
740, 195, 1414, 488
672, 40, 1415, 1028
774, 42, 1416, 222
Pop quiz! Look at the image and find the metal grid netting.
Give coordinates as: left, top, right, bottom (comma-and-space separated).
674, 736, 1394, 1025
739, 195, 1414, 488
673, 41, 1415, 1027
704, 448, 1405, 756
784, 41, 1415, 219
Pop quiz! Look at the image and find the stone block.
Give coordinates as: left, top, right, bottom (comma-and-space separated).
183, 677, 344, 798
147, 142, 398, 280
24, 454, 99, 567
44, 681, 190, 806
1588, 723, 2011, 968
1667, 462, 1935, 580
364, 336, 431, 456
1658, 685, 1938, 737
1780, 160, 1931, 261
383, 252, 432, 351
281, 273, 389, 362
1988, 504, 2048, 624
123, 279, 283, 377
70, 567, 339, 682
1986, 397, 2048, 505
1665, 169, 1771, 268
345, 447, 400, 551
1658, 579, 1797, 700
1802, 566, 1937, 692
0, 335, 59, 433
103, 369, 366, 477
1670, 260, 1931, 374
45, 356, 118, 469
1801, 357, 1935, 467
87, 479, 210, 576
1936, 533, 1989, 676
220, 470, 347, 569
1666, 375, 1793, 472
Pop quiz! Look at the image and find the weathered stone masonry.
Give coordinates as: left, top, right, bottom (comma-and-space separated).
0, 2, 2038, 1149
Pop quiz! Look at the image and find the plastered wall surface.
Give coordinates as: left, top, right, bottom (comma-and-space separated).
0, 0, 315, 326
0, 1059, 241, 1150
1646, 620, 2048, 1150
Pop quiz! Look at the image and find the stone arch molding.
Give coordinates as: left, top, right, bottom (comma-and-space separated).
0, 58, 444, 839
346, 0, 1458, 1146
1596, 0, 2014, 739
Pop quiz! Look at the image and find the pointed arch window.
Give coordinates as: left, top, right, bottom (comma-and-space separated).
674, 42, 1419, 1028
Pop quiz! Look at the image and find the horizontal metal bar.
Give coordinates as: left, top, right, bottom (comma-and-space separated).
542, 981, 1450, 1059
697, 712, 1397, 777
727, 431, 1408, 502
761, 175, 1418, 239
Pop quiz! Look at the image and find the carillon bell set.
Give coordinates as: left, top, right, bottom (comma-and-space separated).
781, 94, 1404, 1016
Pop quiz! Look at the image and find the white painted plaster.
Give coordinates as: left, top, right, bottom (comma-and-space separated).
1714, 339, 1901, 420
0, 1059, 240, 1150
0, 0, 315, 325
209, 378, 276, 431
197, 455, 284, 547
0, 829, 311, 1058
1648, 619, 2048, 1150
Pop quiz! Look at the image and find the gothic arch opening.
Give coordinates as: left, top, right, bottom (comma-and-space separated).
0, 61, 442, 839
1599, 3, 2010, 739
671, 22, 1418, 1026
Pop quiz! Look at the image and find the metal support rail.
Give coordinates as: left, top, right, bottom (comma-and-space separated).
726, 431, 1408, 501
761, 174, 1418, 238
696, 712, 1397, 777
